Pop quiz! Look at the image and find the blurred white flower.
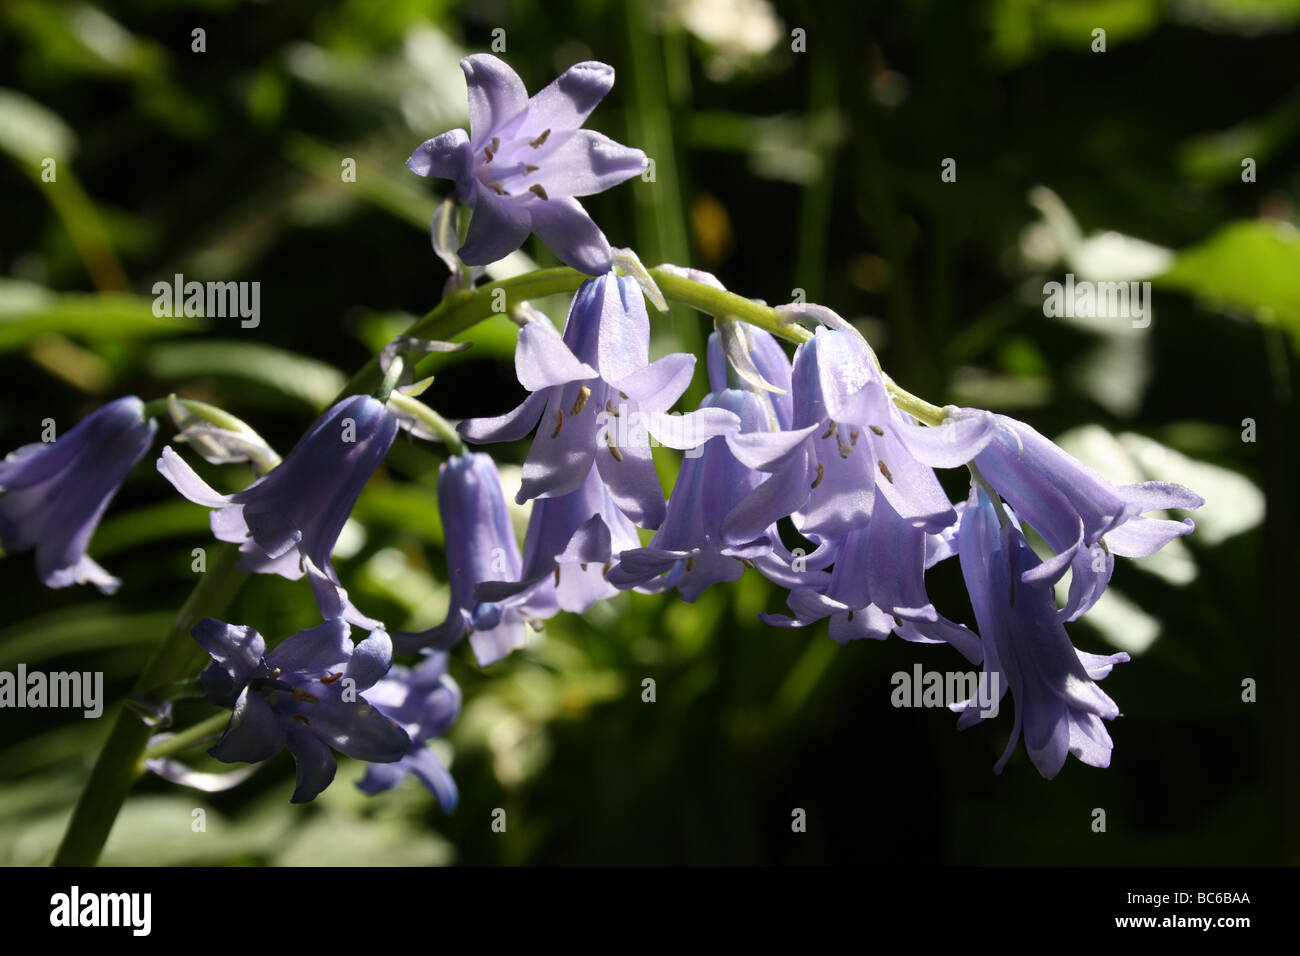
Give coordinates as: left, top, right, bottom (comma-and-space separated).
669, 0, 783, 80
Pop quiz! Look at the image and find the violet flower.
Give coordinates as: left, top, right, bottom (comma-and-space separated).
474, 461, 640, 615
0, 396, 156, 593
955, 486, 1129, 778
193, 618, 409, 803
408, 54, 647, 275
760, 494, 981, 662
393, 452, 541, 668
608, 329, 815, 601
721, 327, 996, 547
459, 272, 740, 529
158, 395, 398, 630
358, 651, 461, 810
972, 413, 1202, 620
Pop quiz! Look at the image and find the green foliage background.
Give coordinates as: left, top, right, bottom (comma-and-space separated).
0, 0, 1296, 865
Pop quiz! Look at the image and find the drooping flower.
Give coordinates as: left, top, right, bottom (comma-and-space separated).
972, 413, 1202, 620
408, 54, 647, 275
358, 651, 461, 810
760, 493, 982, 662
721, 327, 996, 547
459, 271, 740, 529
608, 329, 814, 601
158, 395, 399, 629
954, 485, 1129, 778
0, 396, 156, 594
474, 461, 640, 615
193, 618, 409, 803
393, 452, 542, 668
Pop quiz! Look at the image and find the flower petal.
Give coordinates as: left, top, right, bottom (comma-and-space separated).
527, 130, 646, 197
528, 195, 612, 275
459, 185, 532, 266
461, 54, 529, 145
515, 319, 597, 391
459, 389, 549, 444
286, 730, 338, 803
407, 128, 471, 179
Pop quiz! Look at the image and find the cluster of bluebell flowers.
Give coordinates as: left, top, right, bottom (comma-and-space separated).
3, 51, 1204, 816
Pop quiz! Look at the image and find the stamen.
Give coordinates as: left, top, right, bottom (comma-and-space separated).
529, 128, 551, 148
869, 425, 884, 436
820, 420, 837, 440
320, 672, 341, 685
685, 555, 696, 572
878, 460, 893, 483
523, 164, 539, 174
580, 562, 588, 572
607, 435, 624, 462
602, 561, 612, 576
492, 136, 500, 153
552, 408, 564, 437
487, 181, 505, 195
571, 385, 591, 415
554, 565, 561, 586
604, 399, 621, 417
484, 145, 494, 163
291, 688, 319, 704
849, 428, 860, 445
811, 462, 825, 488
293, 714, 311, 726
847, 609, 855, 622
529, 183, 549, 200
837, 439, 853, 459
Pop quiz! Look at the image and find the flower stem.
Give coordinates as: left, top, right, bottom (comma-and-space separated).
387, 393, 466, 456
144, 712, 230, 760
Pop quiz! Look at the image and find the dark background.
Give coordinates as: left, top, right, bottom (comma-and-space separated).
0, 0, 1295, 865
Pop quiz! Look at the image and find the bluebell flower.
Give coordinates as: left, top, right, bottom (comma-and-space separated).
608, 329, 816, 601
158, 395, 398, 630
722, 327, 996, 546
972, 413, 1202, 620
358, 651, 461, 810
408, 54, 647, 275
193, 618, 409, 803
955, 486, 1129, 778
394, 452, 539, 667
760, 495, 981, 662
474, 461, 640, 615
0, 396, 156, 593
459, 272, 740, 529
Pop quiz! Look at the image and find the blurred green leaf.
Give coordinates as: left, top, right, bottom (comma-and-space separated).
0, 606, 173, 668
143, 339, 346, 410
0, 281, 202, 351
1158, 220, 1300, 350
